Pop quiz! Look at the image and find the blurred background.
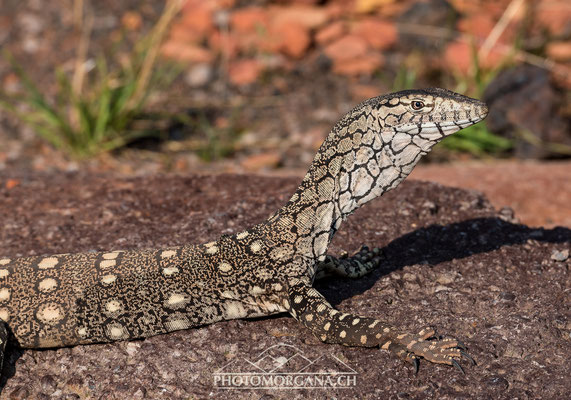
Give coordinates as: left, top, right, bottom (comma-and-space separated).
0, 0, 569, 226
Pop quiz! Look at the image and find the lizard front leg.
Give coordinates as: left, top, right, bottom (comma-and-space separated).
315, 245, 382, 280
285, 278, 474, 373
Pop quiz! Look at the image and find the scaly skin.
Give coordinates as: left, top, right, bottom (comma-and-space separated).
0, 88, 487, 374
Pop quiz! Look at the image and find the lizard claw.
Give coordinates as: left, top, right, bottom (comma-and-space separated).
391, 329, 474, 373
460, 350, 476, 365
451, 359, 465, 375
412, 356, 420, 374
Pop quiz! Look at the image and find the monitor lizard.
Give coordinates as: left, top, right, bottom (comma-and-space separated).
0, 88, 488, 375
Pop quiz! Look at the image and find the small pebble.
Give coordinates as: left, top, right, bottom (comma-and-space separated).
185, 63, 213, 88
550, 249, 569, 262
483, 375, 509, 390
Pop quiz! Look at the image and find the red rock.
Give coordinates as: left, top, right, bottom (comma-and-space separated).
352, 18, 396, 50
241, 152, 281, 171
443, 41, 473, 75
168, 23, 202, 44
546, 41, 571, 62
287, 0, 321, 4
535, 5, 570, 36
5, 179, 20, 190
230, 7, 269, 33
324, 34, 369, 61
315, 21, 346, 45
180, 2, 213, 36
121, 11, 142, 31
333, 53, 384, 76
209, 31, 240, 58
2, 72, 20, 93
270, 22, 311, 58
447, 0, 482, 14
482, 0, 518, 19
458, 14, 497, 40
443, 41, 504, 75
376, 2, 408, 17
354, 0, 396, 14
324, 2, 349, 19
270, 5, 329, 29
161, 42, 213, 63
228, 59, 262, 86
351, 84, 383, 101
216, 0, 236, 8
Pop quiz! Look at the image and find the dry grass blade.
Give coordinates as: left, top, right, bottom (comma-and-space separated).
0, 0, 184, 158
396, 23, 570, 84
129, 0, 185, 109
478, 0, 526, 61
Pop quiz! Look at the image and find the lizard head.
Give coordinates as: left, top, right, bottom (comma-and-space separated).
330, 88, 489, 206
331, 88, 491, 181
369, 87, 489, 151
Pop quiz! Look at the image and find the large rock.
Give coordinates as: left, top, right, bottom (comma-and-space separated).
0, 171, 569, 398
484, 65, 571, 158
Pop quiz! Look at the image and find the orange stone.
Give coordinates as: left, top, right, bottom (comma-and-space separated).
168, 23, 202, 44
161, 42, 213, 63
241, 152, 281, 171
332, 53, 384, 76
209, 31, 240, 59
270, 22, 311, 59
180, 2, 214, 36
324, 34, 369, 61
315, 21, 346, 45
5, 179, 20, 190
121, 11, 142, 31
443, 41, 504, 75
546, 41, 571, 62
228, 59, 262, 86
376, 1, 408, 17
351, 84, 383, 102
535, 6, 570, 36
269, 5, 329, 29
354, 0, 396, 14
230, 6, 269, 33
352, 18, 397, 50
458, 14, 497, 40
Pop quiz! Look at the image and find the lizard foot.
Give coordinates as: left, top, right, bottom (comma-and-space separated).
387, 327, 475, 373
316, 245, 382, 279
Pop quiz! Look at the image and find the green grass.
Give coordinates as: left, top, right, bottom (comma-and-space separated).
440, 122, 513, 155
0, 0, 183, 158
173, 109, 244, 162
439, 39, 515, 155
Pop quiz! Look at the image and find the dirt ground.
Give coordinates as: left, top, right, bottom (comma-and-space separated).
0, 171, 569, 399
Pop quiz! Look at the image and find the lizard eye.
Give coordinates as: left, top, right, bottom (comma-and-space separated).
410, 100, 425, 111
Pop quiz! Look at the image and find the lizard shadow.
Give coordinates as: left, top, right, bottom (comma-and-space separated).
0, 339, 24, 391
317, 217, 571, 307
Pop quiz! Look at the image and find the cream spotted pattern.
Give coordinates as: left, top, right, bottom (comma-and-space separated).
0, 89, 486, 373
38, 257, 58, 269
38, 278, 58, 293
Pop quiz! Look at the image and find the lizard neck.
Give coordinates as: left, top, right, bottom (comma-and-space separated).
267, 116, 427, 264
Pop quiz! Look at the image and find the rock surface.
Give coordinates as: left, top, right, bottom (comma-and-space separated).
0, 171, 569, 399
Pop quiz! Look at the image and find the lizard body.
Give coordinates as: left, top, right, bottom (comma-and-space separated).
0, 88, 488, 373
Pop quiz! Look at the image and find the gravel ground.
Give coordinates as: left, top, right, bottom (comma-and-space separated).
0, 171, 569, 399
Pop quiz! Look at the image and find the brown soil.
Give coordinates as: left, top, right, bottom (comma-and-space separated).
0, 171, 569, 399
